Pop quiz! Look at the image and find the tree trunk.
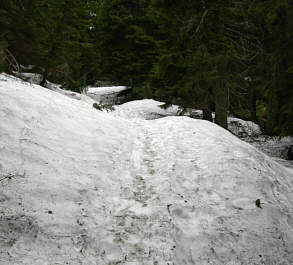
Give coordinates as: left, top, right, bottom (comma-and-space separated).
203, 92, 213, 122
0, 46, 6, 72
203, 108, 213, 122
215, 80, 228, 129
249, 84, 257, 122
40, 68, 48, 87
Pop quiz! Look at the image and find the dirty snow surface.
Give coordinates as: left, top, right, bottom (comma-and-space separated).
1, 74, 293, 265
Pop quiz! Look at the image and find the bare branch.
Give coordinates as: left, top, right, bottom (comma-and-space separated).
6, 49, 20, 73
0, 171, 25, 183
194, 9, 209, 35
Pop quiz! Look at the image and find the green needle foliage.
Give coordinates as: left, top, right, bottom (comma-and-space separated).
0, 0, 292, 135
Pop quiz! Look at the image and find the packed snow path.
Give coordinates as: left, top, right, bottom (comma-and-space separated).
111, 106, 293, 265
1, 74, 293, 265
103, 119, 177, 264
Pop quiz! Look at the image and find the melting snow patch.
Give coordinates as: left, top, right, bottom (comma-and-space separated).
87, 86, 128, 95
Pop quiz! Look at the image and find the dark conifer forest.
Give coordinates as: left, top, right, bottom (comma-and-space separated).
0, 0, 292, 135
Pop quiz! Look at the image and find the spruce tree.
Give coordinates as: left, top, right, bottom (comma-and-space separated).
32, 0, 91, 91
92, 0, 156, 86
264, 1, 293, 135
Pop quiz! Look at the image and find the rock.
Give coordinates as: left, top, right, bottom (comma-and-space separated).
228, 117, 262, 137
13, 72, 43, 85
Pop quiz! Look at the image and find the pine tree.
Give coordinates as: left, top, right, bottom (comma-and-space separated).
92, 0, 156, 86
0, 0, 92, 91
243, 0, 293, 135
31, 0, 91, 91
146, 0, 267, 129
264, 1, 293, 135
0, 0, 37, 71
146, 0, 235, 128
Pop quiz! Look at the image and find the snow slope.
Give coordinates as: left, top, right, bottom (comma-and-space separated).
114, 99, 262, 137
1, 74, 293, 265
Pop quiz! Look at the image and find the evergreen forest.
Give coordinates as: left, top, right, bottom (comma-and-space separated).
0, 0, 292, 135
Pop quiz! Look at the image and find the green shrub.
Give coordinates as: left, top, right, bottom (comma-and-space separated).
93, 103, 102, 110
92, 103, 115, 112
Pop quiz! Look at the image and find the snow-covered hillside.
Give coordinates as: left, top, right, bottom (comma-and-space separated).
1, 74, 293, 265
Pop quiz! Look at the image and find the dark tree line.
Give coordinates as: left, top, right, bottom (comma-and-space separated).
0, 0, 292, 135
